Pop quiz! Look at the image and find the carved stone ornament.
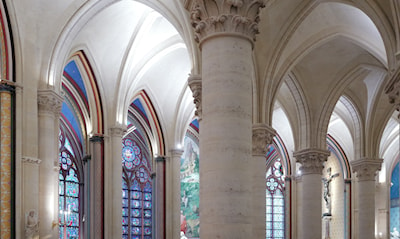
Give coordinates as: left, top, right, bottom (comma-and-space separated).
37, 89, 63, 115
293, 148, 330, 175
351, 158, 383, 181
184, 0, 266, 44
21, 157, 42, 165
188, 74, 202, 119
385, 67, 400, 117
252, 123, 276, 156
109, 125, 127, 137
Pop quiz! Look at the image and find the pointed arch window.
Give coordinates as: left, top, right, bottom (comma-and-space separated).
266, 155, 285, 239
59, 129, 81, 239
122, 137, 153, 239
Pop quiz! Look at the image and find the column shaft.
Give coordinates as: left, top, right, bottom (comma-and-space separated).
155, 156, 166, 239
166, 149, 183, 239
0, 83, 14, 238
201, 35, 253, 238
108, 127, 126, 238
37, 89, 62, 238
294, 148, 329, 239
351, 158, 382, 239
89, 135, 104, 239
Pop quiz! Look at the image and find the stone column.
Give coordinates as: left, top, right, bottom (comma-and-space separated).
89, 135, 104, 239
154, 156, 166, 239
185, 1, 265, 238
251, 123, 275, 238
351, 158, 382, 239
108, 126, 126, 238
293, 148, 330, 239
0, 82, 15, 238
166, 149, 184, 239
37, 89, 62, 238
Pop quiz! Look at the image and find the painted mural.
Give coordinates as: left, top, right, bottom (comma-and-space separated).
180, 134, 200, 238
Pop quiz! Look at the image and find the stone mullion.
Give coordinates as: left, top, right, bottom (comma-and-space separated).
0, 82, 14, 239
351, 158, 382, 239
294, 148, 330, 239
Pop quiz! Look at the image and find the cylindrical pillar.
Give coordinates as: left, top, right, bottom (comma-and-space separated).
108, 126, 126, 238
166, 149, 183, 239
155, 156, 166, 239
351, 158, 382, 239
89, 135, 104, 239
37, 89, 62, 238
294, 148, 330, 239
185, 1, 265, 237
0, 82, 15, 238
251, 124, 275, 238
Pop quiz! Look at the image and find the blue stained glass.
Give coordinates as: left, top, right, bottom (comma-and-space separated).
66, 182, 79, 197
122, 235, 129, 239
144, 210, 151, 218
132, 209, 140, 217
66, 227, 79, 238
131, 200, 140, 208
266, 149, 285, 239
122, 199, 129, 207
144, 201, 151, 209
131, 218, 140, 226
132, 227, 141, 235
144, 227, 151, 235
66, 197, 79, 211
122, 217, 129, 225
59, 181, 64, 195
144, 193, 151, 201
144, 219, 152, 226
132, 191, 141, 199
122, 226, 129, 234
66, 168, 79, 182
122, 136, 152, 238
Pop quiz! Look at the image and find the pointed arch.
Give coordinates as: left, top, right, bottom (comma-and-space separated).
0, 1, 13, 81
130, 90, 165, 156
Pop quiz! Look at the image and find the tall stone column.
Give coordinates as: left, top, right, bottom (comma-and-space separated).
154, 156, 166, 239
252, 124, 275, 238
166, 149, 184, 239
37, 89, 63, 238
89, 135, 104, 239
351, 158, 382, 239
107, 126, 126, 238
293, 148, 330, 239
185, 1, 265, 238
0, 82, 15, 238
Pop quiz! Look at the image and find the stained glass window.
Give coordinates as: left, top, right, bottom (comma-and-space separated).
122, 137, 152, 239
391, 162, 400, 234
266, 156, 285, 239
59, 129, 80, 239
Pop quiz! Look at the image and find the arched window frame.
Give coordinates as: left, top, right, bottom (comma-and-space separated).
122, 135, 153, 239
266, 146, 285, 239
58, 126, 84, 239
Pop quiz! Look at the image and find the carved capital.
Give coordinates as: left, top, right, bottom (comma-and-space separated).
37, 89, 63, 115
90, 134, 104, 143
109, 125, 127, 137
351, 158, 382, 181
185, 0, 265, 44
386, 67, 400, 117
252, 123, 276, 156
170, 149, 184, 158
188, 74, 202, 119
294, 148, 330, 175
0, 80, 15, 93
